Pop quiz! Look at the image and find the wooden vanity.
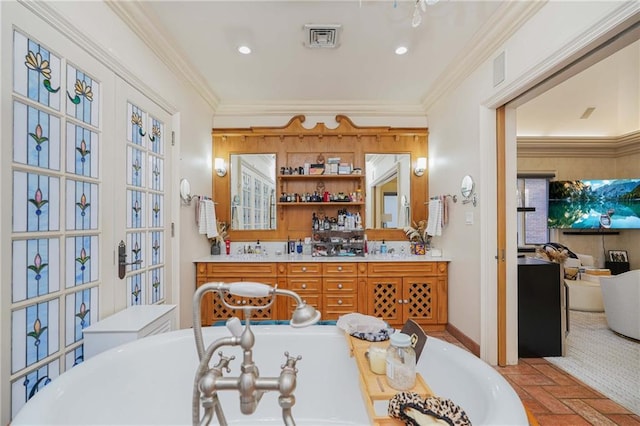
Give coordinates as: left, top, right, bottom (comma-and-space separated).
195, 257, 448, 329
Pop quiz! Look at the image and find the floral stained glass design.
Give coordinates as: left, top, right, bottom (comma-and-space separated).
65, 287, 97, 347
12, 239, 61, 303
127, 147, 144, 187
150, 267, 164, 303
148, 116, 163, 155
127, 190, 144, 229
149, 231, 163, 266
128, 272, 145, 307
128, 102, 146, 147
65, 236, 99, 288
11, 360, 59, 415
13, 31, 61, 110
66, 180, 98, 230
65, 346, 84, 370
66, 65, 99, 126
150, 193, 163, 228
12, 299, 60, 374
13, 101, 61, 170
149, 154, 163, 191
127, 232, 144, 272
66, 123, 98, 178
13, 172, 60, 233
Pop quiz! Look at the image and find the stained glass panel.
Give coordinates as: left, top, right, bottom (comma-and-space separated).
11, 360, 60, 419
127, 146, 144, 187
65, 287, 98, 346
12, 239, 60, 303
13, 172, 60, 232
149, 231, 163, 266
13, 31, 61, 110
149, 154, 163, 191
127, 272, 145, 306
66, 123, 98, 178
150, 193, 163, 228
148, 115, 163, 155
127, 190, 144, 228
65, 235, 99, 288
65, 180, 98, 230
65, 346, 84, 369
127, 232, 144, 273
11, 299, 60, 373
127, 102, 146, 147
66, 64, 99, 126
149, 267, 164, 304
13, 101, 61, 170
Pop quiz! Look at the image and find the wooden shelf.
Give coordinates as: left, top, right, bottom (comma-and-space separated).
345, 334, 434, 425
277, 201, 364, 206
278, 174, 363, 180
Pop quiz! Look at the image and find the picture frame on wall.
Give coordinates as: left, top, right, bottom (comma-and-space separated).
608, 250, 628, 263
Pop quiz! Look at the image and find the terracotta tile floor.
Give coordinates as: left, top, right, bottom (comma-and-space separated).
428, 330, 640, 425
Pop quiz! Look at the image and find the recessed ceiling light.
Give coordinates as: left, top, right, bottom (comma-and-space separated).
395, 46, 408, 55
238, 45, 251, 55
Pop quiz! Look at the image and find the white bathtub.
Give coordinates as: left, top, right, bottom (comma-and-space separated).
12, 325, 527, 425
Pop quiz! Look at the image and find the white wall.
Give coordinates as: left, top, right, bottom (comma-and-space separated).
426, 1, 637, 364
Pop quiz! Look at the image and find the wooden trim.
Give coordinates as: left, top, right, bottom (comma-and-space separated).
496, 106, 507, 366
445, 323, 480, 358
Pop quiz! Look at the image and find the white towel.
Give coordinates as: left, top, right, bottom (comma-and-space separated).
426, 199, 442, 237
198, 199, 219, 239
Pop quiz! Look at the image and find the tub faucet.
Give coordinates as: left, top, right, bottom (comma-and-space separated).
192, 282, 321, 426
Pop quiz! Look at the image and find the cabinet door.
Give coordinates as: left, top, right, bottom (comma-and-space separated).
403, 277, 438, 325
366, 277, 402, 325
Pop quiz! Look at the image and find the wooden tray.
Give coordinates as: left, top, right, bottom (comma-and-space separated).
345, 334, 434, 425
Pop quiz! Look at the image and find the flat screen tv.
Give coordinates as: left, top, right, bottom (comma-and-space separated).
548, 179, 640, 229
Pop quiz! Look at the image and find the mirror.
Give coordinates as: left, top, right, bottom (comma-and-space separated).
365, 154, 411, 229
179, 178, 192, 204
461, 175, 474, 199
230, 153, 277, 230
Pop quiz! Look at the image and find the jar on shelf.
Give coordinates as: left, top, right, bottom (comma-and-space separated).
386, 332, 416, 391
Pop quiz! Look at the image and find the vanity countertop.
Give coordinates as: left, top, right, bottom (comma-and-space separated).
194, 253, 450, 263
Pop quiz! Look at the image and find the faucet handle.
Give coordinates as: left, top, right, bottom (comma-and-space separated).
215, 351, 235, 373
281, 351, 302, 371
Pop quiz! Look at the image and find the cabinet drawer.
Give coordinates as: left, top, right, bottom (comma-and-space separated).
323, 277, 357, 292
284, 295, 322, 315
206, 262, 278, 278
322, 295, 357, 320
322, 263, 358, 276
287, 263, 322, 276
367, 262, 438, 277
287, 277, 322, 292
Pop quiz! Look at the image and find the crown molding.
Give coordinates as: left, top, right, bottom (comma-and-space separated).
421, 1, 546, 113
214, 101, 427, 118
17, 0, 177, 114
517, 130, 640, 158
106, 1, 220, 111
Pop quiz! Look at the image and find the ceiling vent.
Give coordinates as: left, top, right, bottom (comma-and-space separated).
304, 24, 342, 49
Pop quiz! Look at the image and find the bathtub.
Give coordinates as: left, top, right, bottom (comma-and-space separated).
12, 325, 527, 425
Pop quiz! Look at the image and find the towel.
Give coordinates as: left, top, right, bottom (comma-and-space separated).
440, 195, 449, 227
426, 199, 442, 237
198, 199, 219, 239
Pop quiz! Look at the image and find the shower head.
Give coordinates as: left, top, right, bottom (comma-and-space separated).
290, 303, 321, 328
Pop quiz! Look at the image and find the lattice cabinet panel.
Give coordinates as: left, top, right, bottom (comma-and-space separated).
366, 277, 402, 324
404, 278, 436, 323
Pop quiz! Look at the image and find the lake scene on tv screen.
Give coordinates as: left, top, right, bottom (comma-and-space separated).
548, 179, 640, 229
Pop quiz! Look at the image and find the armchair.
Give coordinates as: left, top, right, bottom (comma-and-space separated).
599, 270, 640, 340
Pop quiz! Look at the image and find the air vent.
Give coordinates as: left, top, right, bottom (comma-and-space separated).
304, 24, 342, 49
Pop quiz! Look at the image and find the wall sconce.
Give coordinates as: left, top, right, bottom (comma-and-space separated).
414, 157, 427, 177
214, 158, 227, 177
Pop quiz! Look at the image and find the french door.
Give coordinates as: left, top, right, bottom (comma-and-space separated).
4, 16, 172, 420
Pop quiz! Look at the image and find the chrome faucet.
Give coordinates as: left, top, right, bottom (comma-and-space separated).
192, 282, 321, 426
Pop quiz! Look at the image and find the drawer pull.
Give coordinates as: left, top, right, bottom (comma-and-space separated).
302, 267, 307, 272
337, 283, 343, 289
301, 283, 307, 289
337, 266, 343, 271
398, 299, 403, 304
404, 299, 410, 304
337, 299, 343, 305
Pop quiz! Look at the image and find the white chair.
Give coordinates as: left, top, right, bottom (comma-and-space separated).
599, 270, 640, 340
564, 254, 605, 312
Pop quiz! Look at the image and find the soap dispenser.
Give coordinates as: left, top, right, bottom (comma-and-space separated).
380, 240, 388, 254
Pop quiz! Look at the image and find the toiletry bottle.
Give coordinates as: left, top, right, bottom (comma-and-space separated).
386, 333, 416, 391
380, 240, 387, 254
255, 239, 262, 254
296, 239, 303, 254
225, 239, 231, 255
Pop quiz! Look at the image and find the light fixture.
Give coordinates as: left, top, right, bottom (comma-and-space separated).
238, 45, 251, 55
395, 46, 408, 55
412, 0, 440, 28
414, 157, 427, 176
214, 157, 227, 177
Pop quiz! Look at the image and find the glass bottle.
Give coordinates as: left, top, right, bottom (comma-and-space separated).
386, 333, 416, 391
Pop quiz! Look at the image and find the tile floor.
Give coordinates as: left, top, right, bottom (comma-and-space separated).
428, 330, 640, 426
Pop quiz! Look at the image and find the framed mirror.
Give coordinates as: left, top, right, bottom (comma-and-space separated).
365, 153, 411, 229
461, 175, 474, 199
230, 153, 277, 230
